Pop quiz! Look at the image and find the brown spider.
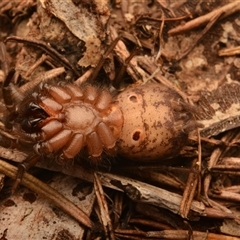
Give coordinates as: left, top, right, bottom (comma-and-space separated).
0, 37, 199, 191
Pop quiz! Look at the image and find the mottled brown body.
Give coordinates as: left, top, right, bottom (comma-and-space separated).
4, 81, 195, 163
116, 83, 193, 161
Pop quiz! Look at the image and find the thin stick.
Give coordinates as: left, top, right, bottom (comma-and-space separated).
168, 1, 240, 35
94, 172, 115, 240
0, 159, 93, 228
5, 36, 80, 76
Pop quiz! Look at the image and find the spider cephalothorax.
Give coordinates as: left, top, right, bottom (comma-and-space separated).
6, 81, 124, 161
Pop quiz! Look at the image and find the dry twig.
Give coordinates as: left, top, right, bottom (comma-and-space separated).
0, 159, 93, 228
94, 172, 115, 240
168, 1, 240, 35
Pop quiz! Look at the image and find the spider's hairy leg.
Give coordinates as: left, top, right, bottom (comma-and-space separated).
87, 36, 121, 83
2, 69, 24, 111
113, 45, 140, 89
86, 132, 103, 162
0, 42, 9, 76
5, 36, 80, 77
11, 154, 41, 193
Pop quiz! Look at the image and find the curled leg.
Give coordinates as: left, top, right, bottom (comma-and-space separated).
83, 84, 99, 103
40, 120, 63, 141
86, 131, 103, 162
34, 129, 72, 154
96, 122, 116, 149
103, 104, 124, 136
94, 89, 112, 111
38, 97, 63, 116
62, 133, 84, 159
43, 84, 71, 104
64, 84, 84, 100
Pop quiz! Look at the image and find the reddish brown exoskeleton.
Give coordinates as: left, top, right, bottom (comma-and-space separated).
1, 42, 123, 163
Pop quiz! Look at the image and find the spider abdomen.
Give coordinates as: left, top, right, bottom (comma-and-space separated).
116, 83, 195, 161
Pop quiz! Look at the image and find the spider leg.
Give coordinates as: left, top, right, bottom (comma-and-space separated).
62, 133, 84, 159
2, 69, 24, 111
113, 45, 140, 88
5, 36, 80, 77
86, 131, 103, 162
0, 42, 9, 76
87, 36, 121, 83
12, 154, 41, 193
96, 122, 116, 149
94, 89, 112, 111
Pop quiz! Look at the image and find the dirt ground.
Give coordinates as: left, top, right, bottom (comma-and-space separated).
1, 0, 240, 239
